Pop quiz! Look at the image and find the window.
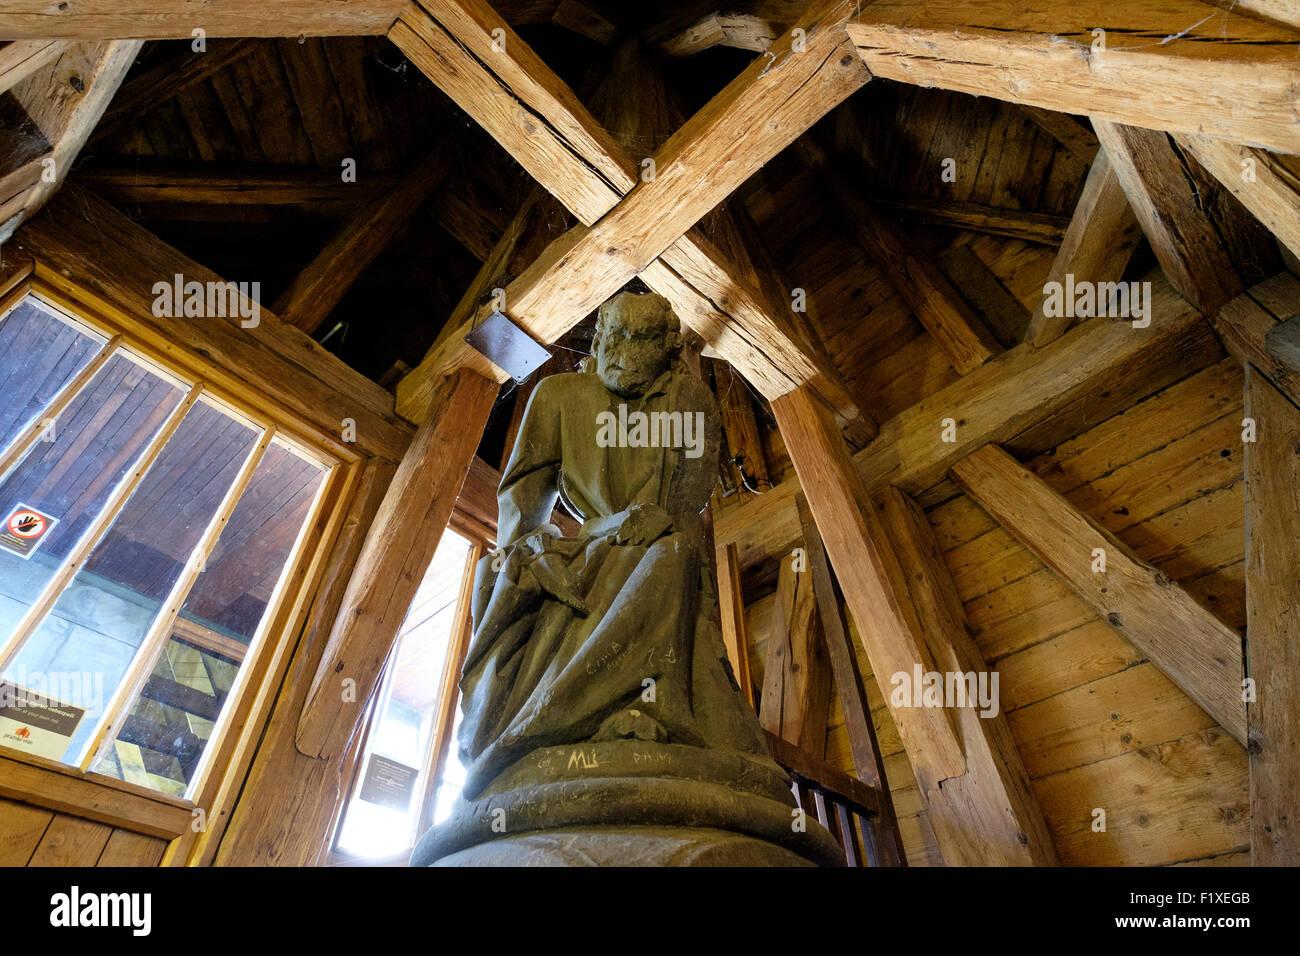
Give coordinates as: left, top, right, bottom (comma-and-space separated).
0, 291, 334, 799
333, 527, 480, 861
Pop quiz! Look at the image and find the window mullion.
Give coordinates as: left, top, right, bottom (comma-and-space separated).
411, 539, 482, 843
0, 334, 121, 483
78, 423, 277, 773
0, 382, 205, 672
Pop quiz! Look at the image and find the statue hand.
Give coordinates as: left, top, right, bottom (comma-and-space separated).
615, 504, 672, 546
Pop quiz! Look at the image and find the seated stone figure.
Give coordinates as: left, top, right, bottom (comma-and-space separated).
411, 291, 840, 866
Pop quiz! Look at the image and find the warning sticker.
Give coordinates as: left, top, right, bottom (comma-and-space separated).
0, 502, 58, 559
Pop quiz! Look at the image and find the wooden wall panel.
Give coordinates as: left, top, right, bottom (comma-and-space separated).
0, 797, 169, 866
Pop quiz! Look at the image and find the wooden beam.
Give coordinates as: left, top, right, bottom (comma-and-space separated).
392, 0, 870, 417
949, 443, 1247, 746
796, 140, 1001, 374
1018, 105, 1099, 164
1024, 146, 1142, 349
76, 160, 399, 205
273, 147, 454, 333
872, 195, 1070, 246
1178, 136, 1300, 263
758, 551, 833, 756
1213, 275, 1300, 409
0, 1, 407, 38
1243, 364, 1300, 865
715, 541, 756, 707
87, 38, 258, 144
874, 485, 1058, 865
15, 186, 412, 460
770, 383, 966, 781
295, 368, 499, 758
1202, 0, 1300, 32
795, 493, 904, 865
0, 39, 64, 94
1095, 120, 1279, 317
714, 270, 1220, 575
6, 39, 142, 236
846, 0, 1300, 154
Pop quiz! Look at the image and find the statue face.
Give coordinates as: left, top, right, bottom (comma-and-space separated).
593, 297, 674, 398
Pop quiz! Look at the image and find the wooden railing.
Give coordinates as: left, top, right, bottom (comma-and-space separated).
764, 731, 906, 867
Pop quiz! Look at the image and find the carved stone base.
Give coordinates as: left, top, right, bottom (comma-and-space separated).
427, 826, 821, 867
411, 742, 844, 867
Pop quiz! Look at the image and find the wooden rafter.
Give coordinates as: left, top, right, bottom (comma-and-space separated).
391, 0, 870, 423
950, 443, 1247, 747
846, 0, 1300, 154
1095, 120, 1279, 317
1023, 146, 1142, 349
272, 146, 455, 333
1214, 274, 1300, 411
3, 39, 141, 241
0, 39, 65, 94
714, 271, 1220, 574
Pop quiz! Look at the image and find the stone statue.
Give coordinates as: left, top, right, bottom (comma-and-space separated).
411, 291, 841, 866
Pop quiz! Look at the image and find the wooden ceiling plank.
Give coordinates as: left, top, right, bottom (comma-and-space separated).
1024, 146, 1142, 349
0, 1, 408, 39
1017, 105, 1099, 165
846, 0, 1300, 154
88, 38, 258, 145
273, 146, 455, 334
796, 139, 1001, 374
871, 195, 1069, 246
949, 442, 1248, 747
714, 270, 1220, 575
1178, 135, 1300, 265
1243, 362, 1300, 865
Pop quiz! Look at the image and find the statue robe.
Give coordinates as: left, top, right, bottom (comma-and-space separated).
455, 368, 773, 799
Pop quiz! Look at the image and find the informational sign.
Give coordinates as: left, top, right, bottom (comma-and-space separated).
0, 502, 58, 559
358, 754, 420, 811
0, 681, 85, 760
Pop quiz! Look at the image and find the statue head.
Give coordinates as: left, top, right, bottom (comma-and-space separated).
586, 291, 684, 398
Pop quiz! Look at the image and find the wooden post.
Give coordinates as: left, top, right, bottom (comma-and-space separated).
874, 486, 1059, 866
295, 368, 499, 759
715, 542, 756, 707
758, 552, 832, 757
1243, 365, 1300, 865
770, 384, 965, 780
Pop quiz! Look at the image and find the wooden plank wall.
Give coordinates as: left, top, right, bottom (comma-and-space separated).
0, 796, 168, 866
743, 352, 1249, 866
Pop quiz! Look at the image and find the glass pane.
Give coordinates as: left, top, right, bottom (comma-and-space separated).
0, 296, 108, 456
91, 438, 328, 795
335, 528, 472, 860
0, 352, 184, 648
3, 397, 260, 766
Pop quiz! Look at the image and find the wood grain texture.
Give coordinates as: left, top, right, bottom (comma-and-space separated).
296, 369, 498, 758
1095, 120, 1277, 316
758, 552, 832, 756
1179, 135, 1300, 264
0, 1, 407, 38
874, 485, 1058, 865
26, 814, 113, 866
716, 271, 1219, 573
1025, 146, 1142, 348
715, 542, 756, 707
0, 38, 64, 94
0, 798, 53, 865
771, 383, 966, 781
95, 828, 167, 866
1243, 365, 1300, 865
1214, 274, 1300, 408
950, 443, 1247, 746
847, 0, 1300, 153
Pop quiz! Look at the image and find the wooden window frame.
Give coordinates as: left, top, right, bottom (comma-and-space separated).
0, 264, 361, 847
325, 525, 486, 866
